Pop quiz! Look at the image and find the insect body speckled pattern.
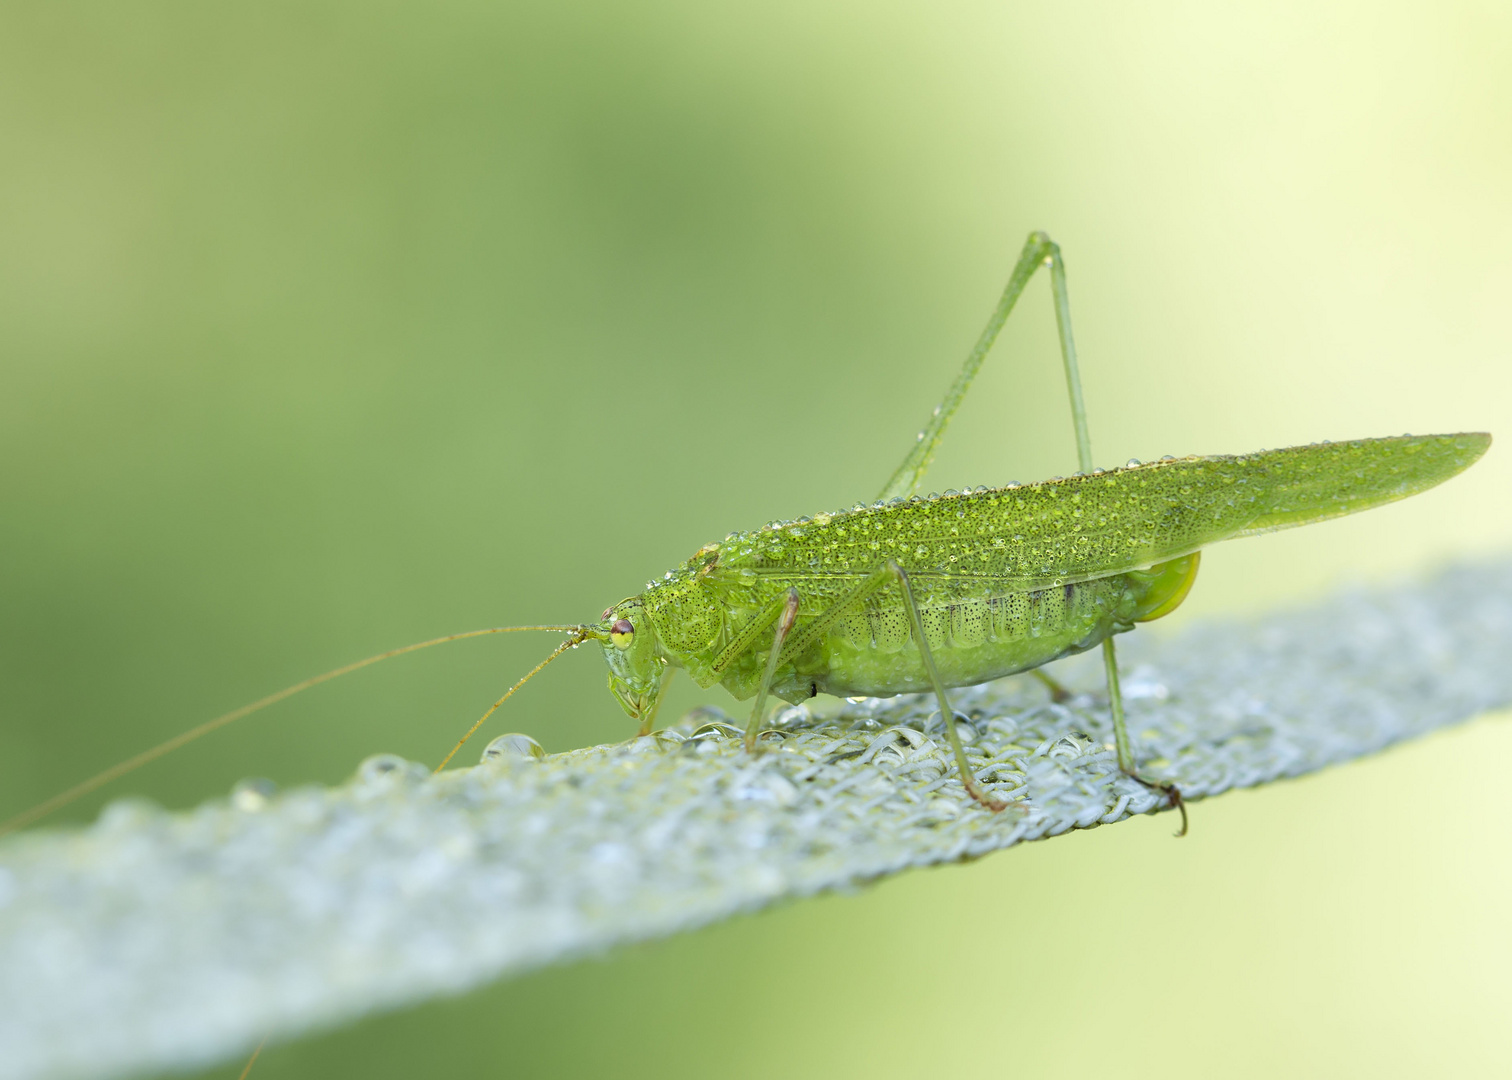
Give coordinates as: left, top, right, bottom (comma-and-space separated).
2, 233, 1489, 837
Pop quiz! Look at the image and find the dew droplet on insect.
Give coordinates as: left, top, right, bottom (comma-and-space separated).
1161, 455, 1175, 461
1126, 459, 1141, 468
481, 732, 545, 764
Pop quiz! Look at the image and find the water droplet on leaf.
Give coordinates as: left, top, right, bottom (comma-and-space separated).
482, 732, 545, 763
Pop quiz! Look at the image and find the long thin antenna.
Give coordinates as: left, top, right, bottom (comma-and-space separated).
0, 624, 587, 837
433, 631, 590, 772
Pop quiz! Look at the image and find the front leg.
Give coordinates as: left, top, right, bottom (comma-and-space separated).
742, 589, 800, 750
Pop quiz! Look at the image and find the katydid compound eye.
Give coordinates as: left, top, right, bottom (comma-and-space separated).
610, 619, 635, 649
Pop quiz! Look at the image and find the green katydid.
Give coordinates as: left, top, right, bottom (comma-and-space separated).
2, 232, 1488, 837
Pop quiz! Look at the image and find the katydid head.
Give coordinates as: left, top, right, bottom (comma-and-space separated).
598, 597, 669, 728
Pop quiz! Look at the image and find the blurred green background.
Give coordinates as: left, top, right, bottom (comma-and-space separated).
3, 1, 1510, 1076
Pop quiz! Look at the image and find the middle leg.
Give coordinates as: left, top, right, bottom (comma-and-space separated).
743, 588, 801, 750
734, 564, 1010, 812
887, 562, 1007, 812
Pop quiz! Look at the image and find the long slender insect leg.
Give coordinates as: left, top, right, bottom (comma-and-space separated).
1044, 237, 1093, 473
1046, 250, 1186, 834
888, 562, 1007, 812
1044, 243, 1187, 834
1103, 638, 1187, 836
743, 589, 801, 751
1103, 639, 1135, 772
879, 231, 1093, 500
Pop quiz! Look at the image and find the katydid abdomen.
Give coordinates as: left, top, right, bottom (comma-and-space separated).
785, 561, 1193, 700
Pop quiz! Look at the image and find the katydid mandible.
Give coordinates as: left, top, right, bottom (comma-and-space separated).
3, 232, 1489, 837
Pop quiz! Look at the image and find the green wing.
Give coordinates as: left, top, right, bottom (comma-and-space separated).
981, 433, 1491, 586
1229, 434, 1491, 537
720, 433, 1489, 591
